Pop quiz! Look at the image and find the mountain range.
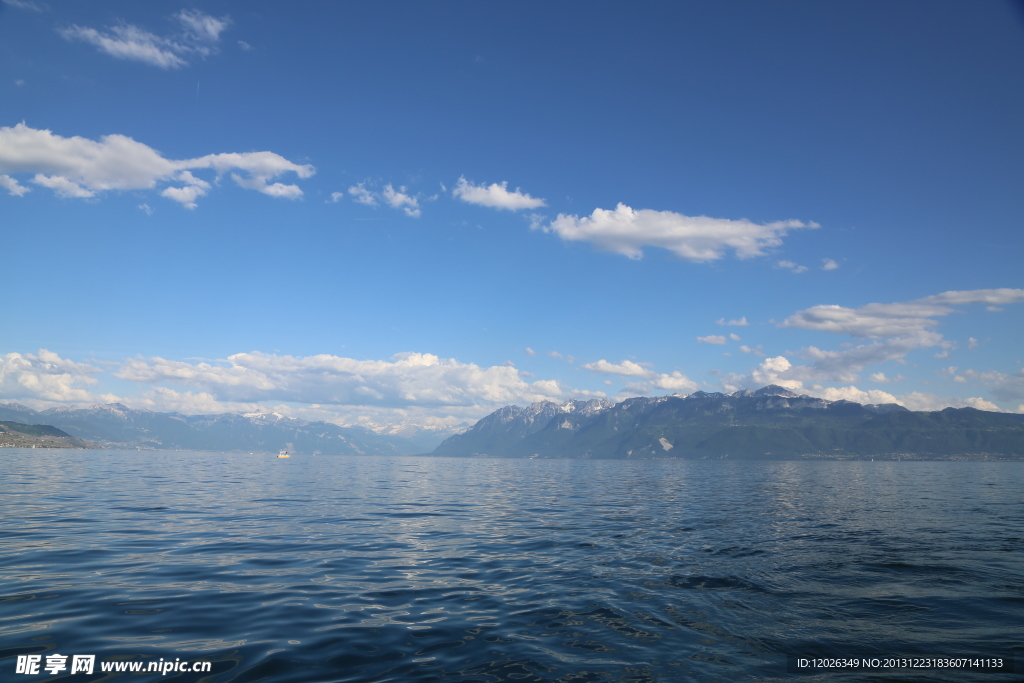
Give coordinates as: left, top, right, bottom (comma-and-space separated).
431, 385, 1024, 460
5, 386, 1023, 459
0, 402, 453, 454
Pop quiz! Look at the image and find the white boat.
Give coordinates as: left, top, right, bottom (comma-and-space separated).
277, 449, 290, 458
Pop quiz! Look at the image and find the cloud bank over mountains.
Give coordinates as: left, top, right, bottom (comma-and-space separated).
115, 352, 576, 408
2, 287, 1021, 425
706, 288, 1024, 412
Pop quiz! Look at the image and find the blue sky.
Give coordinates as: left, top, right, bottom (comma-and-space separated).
2, 0, 1023, 431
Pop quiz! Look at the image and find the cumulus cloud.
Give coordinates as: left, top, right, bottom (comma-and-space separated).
716, 317, 749, 326
781, 288, 1024, 338
381, 184, 421, 217
132, 386, 259, 415
452, 176, 546, 210
0, 349, 115, 403
0, 174, 29, 196
869, 372, 903, 383
821, 258, 839, 270
543, 203, 817, 262
0, 123, 314, 207
821, 386, 998, 412
347, 183, 376, 205
721, 356, 1004, 411
114, 351, 580, 408
963, 368, 1024, 403
812, 384, 901, 405
622, 371, 698, 396
59, 10, 230, 69
739, 345, 765, 356
777, 260, 808, 274
797, 332, 943, 382
897, 392, 1000, 412
724, 334, 939, 387
729, 333, 741, 341
581, 359, 652, 377
341, 182, 421, 216
524, 347, 536, 356
697, 335, 728, 345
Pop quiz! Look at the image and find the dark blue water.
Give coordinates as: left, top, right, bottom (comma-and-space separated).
1, 450, 1021, 682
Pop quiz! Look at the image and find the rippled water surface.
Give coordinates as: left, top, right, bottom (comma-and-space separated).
1, 450, 1021, 681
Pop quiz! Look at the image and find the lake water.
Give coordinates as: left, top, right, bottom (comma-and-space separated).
0, 450, 1021, 681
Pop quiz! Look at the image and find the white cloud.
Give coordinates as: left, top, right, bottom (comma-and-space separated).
544, 203, 817, 262
175, 9, 230, 43
963, 368, 1024, 403
739, 345, 765, 356
716, 317, 749, 326
920, 289, 1024, 307
0, 349, 114, 403
729, 333, 741, 341
3, 0, 45, 12
781, 288, 1024, 338
132, 386, 258, 415
724, 334, 938, 387
821, 258, 839, 270
722, 356, 1008, 412
0, 124, 313, 207
581, 359, 652, 377
382, 184, 421, 217
347, 183, 377, 205
59, 10, 230, 69
0, 173, 30, 196
138, 202, 153, 215
813, 385, 901, 405
342, 182, 422, 216
524, 347, 536, 356
697, 335, 727, 345
114, 351, 580, 408
820, 386, 999, 412
159, 170, 210, 209
897, 392, 1000, 412
622, 371, 698, 396
33, 173, 94, 197
777, 260, 808, 274
968, 337, 979, 350
746, 356, 804, 391
797, 332, 942, 382
452, 176, 546, 210
238, 40, 253, 51
869, 372, 903, 383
